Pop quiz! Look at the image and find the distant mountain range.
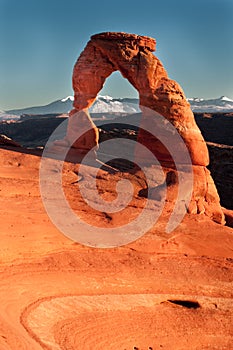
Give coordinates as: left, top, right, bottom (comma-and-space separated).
4, 96, 140, 117
1, 95, 233, 121
187, 96, 233, 113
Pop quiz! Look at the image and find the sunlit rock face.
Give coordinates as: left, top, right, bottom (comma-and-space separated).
67, 32, 224, 224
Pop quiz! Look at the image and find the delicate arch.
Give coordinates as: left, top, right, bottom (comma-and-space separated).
71, 32, 209, 167
62, 32, 225, 224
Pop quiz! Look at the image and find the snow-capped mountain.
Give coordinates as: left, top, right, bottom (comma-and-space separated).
6, 95, 140, 116
4, 95, 233, 118
6, 97, 74, 116
0, 110, 20, 121
90, 95, 140, 113
188, 96, 233, 113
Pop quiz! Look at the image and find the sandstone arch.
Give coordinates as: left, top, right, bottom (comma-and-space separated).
59, 32, 224, 224
69, 32, 208, 165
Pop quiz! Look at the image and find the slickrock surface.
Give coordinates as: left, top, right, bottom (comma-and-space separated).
66, 32, 224, 224
0, 147, 233, 350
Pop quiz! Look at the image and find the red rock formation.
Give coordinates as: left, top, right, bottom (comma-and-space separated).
54, 110, 99, 152
66, 32, 224, 224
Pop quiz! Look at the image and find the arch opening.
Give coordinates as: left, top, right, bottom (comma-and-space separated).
98, 71, 139, 100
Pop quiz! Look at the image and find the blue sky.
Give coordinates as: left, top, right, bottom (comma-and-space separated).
0, 0, 232, 109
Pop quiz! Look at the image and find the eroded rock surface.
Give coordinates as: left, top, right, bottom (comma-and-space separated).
63, 32, 225, 224
0, 148, 233, 350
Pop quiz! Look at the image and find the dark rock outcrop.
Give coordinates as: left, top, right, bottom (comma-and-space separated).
207, 142, 233, 210
0, 134, 21, 147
